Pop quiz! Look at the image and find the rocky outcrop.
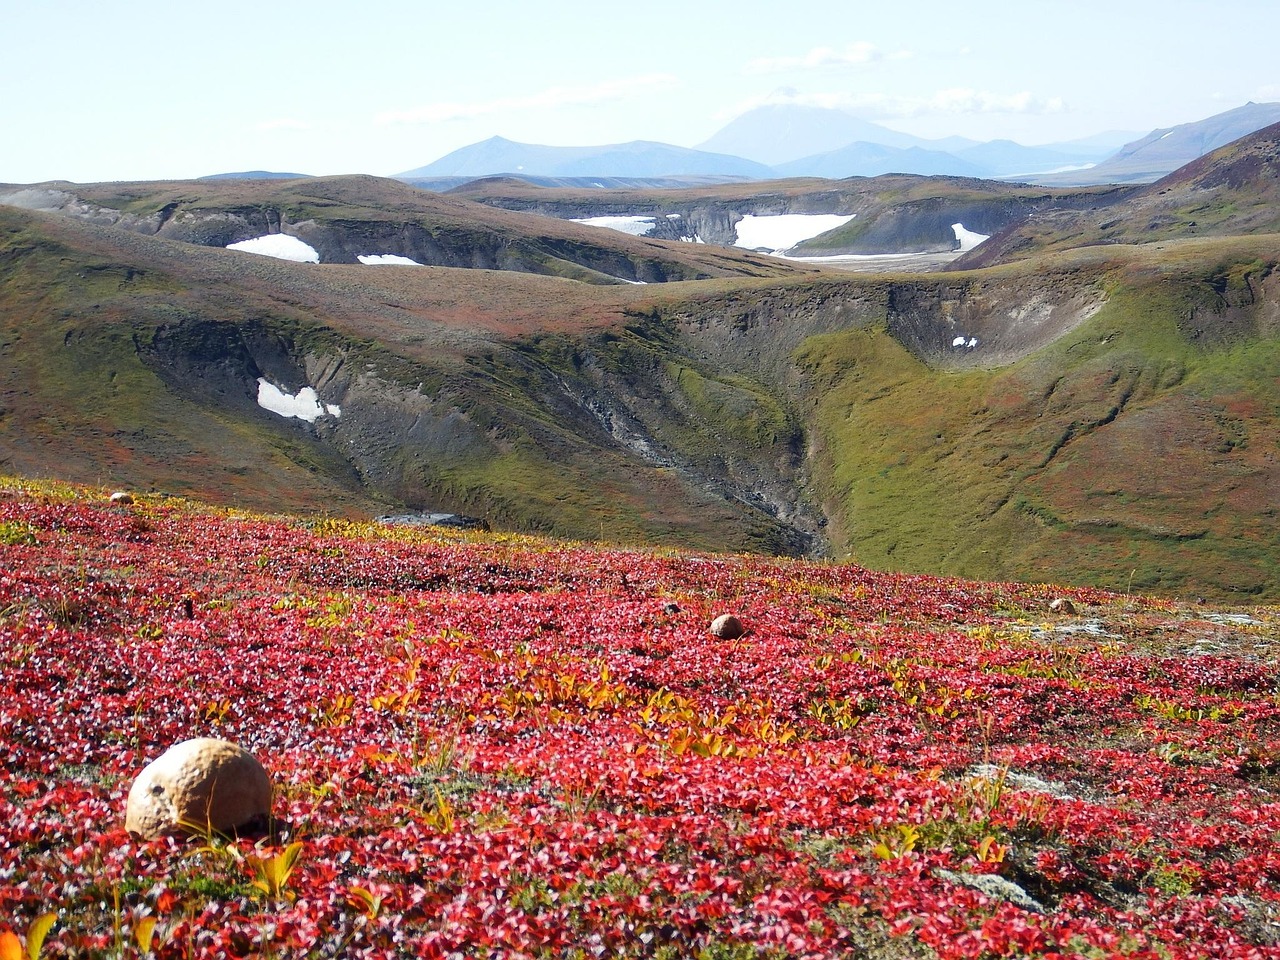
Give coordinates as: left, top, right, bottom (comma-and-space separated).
883, 276, 1108, 368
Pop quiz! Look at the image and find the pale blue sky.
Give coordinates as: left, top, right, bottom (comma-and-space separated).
4, 0, 1277, 183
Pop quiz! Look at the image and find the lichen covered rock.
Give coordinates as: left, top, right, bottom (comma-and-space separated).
125, 738, 271, 840
709, 614, 745, 640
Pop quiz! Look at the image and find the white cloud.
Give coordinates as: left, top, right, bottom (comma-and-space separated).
746, 42, 887, 74
375, 74, 678, 126
1255, 84, 1280, 101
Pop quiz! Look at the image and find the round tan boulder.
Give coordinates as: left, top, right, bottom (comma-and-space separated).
109, 491, 134, 505
125, 738, 272, 840
1048, 598, 1078, 615
709, 614, 746, 640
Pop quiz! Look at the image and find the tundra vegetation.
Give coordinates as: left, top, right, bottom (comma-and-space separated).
2, 478, 1279, 957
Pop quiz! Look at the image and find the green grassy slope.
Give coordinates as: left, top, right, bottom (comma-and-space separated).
797, 241, 1280, 597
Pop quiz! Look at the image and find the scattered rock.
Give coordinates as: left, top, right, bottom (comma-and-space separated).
1048, 598, 1077, 615
1204, 612, 1264, 627
109, 491, 134, 505
970, 764, 1077, 800
376, 512, 490, 532
709, 614, 745, 640
662, 602, 681, 615
125, 738, 272, 840
935, 868, 1045, 913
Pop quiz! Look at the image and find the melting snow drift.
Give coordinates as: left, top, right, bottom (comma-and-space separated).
257, 379, 340, 422
227, 234, 320, 263
570, 215, 657, 237
951, 223, 990, 252
357, 254, 423, 265
734, 214, 855, 254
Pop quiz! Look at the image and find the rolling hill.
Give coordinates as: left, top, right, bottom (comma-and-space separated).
2, 130, 1280, 599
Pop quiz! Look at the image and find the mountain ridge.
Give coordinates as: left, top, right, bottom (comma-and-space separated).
399, 136, 776, 179
393, 102, 1280, 187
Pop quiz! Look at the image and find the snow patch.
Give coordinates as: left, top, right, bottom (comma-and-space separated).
227, 234, 320, 263
952, 335, 979, 349
357, 254, 423, 265
951, 223, 989, 252
734, 214, 855, 253
256, 379, 340, 422
570, 215, 657, 236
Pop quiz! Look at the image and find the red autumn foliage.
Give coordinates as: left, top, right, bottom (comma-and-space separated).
1, 480, 1278, 958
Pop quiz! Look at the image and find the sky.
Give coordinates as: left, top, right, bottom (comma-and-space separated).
4, 0, 1278, 184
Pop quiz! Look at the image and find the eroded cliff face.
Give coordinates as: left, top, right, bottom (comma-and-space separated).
883, 277, 1108, 367
132, 272, 1116, 559
0, 188, 718, 284
132, 312, 822, 555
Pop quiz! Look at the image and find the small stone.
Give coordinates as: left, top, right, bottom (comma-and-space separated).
709, 614, 745, 640
109, 491, 134, 505
1048, 598, 1077, 615
662, 602, 681, 615
125, 738, 272, 840
934, 868, 1045, 914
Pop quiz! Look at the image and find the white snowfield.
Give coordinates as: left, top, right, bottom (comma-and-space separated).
570, 215, 657, 236
357, 254, 423, 265
226, 234, 320, 263
256, 379, 340, 422
951, 223, 990, 252
733, 213, 855, 253
951, 335, 980, 349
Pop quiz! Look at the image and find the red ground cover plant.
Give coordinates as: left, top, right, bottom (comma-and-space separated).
2, 478, 1279, 958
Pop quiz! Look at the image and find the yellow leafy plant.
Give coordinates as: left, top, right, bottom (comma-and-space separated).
133, 915, 161, 954
425, 788, 456, 833
246, 841, 305, 902
976, 835, 1008, 864
0, 913, 56, 960
872, 823, 922, 860
347, 886, 385, 920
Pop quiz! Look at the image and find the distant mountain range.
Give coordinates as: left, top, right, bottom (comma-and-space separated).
1031, 101, 1280, 185
399, 137, 774, 180
198, 170, 313, 181
395, 102, 1280, 187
